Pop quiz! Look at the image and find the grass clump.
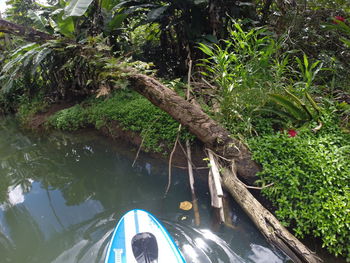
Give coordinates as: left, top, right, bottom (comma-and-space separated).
248, 113, 350, 260
49, 90, 192, 153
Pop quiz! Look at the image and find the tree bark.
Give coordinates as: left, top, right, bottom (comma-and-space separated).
0, 19, 322, 262
127, 73, 322, 263
0, 19, 54, 43
222, 164, 321, 263
127, 73, 260, 183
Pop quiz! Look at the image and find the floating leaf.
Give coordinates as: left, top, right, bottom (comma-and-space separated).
179, 201, 192, 211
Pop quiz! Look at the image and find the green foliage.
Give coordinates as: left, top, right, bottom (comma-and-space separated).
17, 94, 49, 122
49, 90, 193, 152
0, 36, 113, 107
63, 0, 95, 18
305, 0, 350, 12
267, 89, 320, 126
249, 114, 350, 260
5, 0, 40, 25
48, 104, 88, 131
295, 54, 323, 93
198, 22, 290, 136
327, 18, 350, 48
111, 0, 258, 75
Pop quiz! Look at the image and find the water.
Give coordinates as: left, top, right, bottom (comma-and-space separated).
0, 117, 290, 263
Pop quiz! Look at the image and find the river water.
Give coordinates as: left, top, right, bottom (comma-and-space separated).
0, 117, 290, 263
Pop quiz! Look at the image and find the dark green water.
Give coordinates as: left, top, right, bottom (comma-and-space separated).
0, 117, 289, 263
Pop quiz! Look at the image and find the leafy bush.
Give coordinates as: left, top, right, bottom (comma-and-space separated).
49, 105, 88, 131
248, 113, 350, 260
49, 90, 192, 152
198, 22, 291, 136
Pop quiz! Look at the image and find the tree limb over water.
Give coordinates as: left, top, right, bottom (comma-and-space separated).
0, 18, 322, 263
127, 73, 260, 183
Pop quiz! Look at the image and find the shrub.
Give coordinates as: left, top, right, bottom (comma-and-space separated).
49, 90, 192, 152
48, 104, 88, 131
198, 21, 291, 136
248, 113, 350, 260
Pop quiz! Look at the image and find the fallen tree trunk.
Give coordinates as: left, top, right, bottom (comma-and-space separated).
128, 73, 260, 183
127, 73, 322, 263
221, 162, 321, 263
0, 18, 322, 262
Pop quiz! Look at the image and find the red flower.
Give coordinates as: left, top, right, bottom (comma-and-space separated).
288, 129, 297, 138
333, 16, 346, 24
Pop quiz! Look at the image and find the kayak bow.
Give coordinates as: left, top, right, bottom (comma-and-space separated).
105, 209, 186, 263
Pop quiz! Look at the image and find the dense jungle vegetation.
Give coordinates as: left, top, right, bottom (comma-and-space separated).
0, 0, 349, 261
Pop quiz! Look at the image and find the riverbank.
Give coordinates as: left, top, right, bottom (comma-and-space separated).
16, 92, 348, 263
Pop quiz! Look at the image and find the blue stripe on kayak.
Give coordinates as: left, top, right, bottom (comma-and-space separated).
134, 210, 139, 234
119, 218, 126, 263
106, 217, 126, 263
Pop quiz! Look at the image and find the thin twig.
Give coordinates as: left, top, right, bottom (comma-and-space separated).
205, 148, 232, 162
185, 59, 200, 226
164, 124, 182, 197
186, 60, 193, 99
173, 165, 209, 170
243, 182, 274, 190
177, 140, 198, 170
132, 117, 160, 167
132, 137, 144, 167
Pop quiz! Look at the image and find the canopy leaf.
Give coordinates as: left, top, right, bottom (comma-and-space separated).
63, 0, 94, 19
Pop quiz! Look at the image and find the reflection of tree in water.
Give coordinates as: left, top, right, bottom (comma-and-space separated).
3, 205, 45, 262
53, 210, 114, 263
0, 118, 45, 204
0, 118, 94, 205
1, 204, 115, 263
0, 118, 171, 208
0, 231, 14, 262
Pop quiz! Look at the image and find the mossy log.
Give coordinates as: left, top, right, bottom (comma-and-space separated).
128, 73, 322, 263
0, 18, 322, 262
128, 73, 260, 184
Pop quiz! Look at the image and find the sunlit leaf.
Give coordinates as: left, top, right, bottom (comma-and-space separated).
63, 0, 94, 19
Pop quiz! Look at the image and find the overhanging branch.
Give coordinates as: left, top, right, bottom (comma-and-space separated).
0, 18, 55, 43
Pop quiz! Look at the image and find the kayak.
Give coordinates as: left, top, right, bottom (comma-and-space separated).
105, 209, 186, 263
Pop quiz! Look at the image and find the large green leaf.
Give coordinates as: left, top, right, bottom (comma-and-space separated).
63, 0, 94, 19
28, 10, 49, 32
146, 6, 168, 22
106, 13, 127, 32
9, 43, 38, 58
101, 0, 120, 10
50, 10, 75, 38
269, 94, 309, 121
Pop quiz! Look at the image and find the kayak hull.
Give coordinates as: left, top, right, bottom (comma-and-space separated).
105, 209, 186, 263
